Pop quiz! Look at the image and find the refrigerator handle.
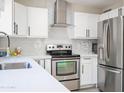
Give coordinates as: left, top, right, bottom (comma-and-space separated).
106, 21, 111, 62
105, 69, 121, 74
103, 23, 107, 61
104, 23, 110, 62
99, 65, 121, 74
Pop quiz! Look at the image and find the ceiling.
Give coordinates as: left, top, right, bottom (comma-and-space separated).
66, 0, 123, 9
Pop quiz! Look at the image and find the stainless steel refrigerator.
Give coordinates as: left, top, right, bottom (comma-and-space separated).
97, 16, 124, 92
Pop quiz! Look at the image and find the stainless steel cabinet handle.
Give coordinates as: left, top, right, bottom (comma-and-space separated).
14, 22, 16, 34
86, 29, 87, 37
87, 29, 90, 37
82, 64, 84, 73
16, 24, 18, 35
14, 22, 18, 35
83, 57, 91, 60
28, 26, 30, 36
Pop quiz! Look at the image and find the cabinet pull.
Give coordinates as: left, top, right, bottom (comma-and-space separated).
88, 29, 90, 37
28, 26, 30, 36
86, 29, 88, 37
16, 24, 18, 35
14, 22, 16, 34
83, 57, 92, 60
82, 64, 84, 73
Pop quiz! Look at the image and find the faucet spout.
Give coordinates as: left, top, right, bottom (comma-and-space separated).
0, 31, 10, 49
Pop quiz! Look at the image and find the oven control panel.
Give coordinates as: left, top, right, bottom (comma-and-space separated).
47, 44, 72, 51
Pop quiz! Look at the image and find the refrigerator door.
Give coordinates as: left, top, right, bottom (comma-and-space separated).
97, 65, 123, 92
97, 21, 104, 64
98, 17, 123, 69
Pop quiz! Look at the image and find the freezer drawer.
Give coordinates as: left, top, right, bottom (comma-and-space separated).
97, 65, 123, 92
61, 79, 80, 91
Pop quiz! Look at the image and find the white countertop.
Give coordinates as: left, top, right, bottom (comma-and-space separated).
26, 55, 52, 60
0, 57, 69, 92
80, 54, 98, 57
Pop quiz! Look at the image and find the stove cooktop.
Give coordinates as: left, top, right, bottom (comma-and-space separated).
51, 54, 80, 58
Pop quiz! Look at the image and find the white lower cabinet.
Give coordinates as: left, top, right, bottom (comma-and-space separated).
80, 61, 92, 85
36, 59, 51, 74
44, 59, 51, 74
92, 57, 97, 84
39, 59, 45, 68
80, 56, 97, 87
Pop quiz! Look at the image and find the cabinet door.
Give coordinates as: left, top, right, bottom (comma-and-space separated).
28, 7, 48, 38
109, 9, 118, 19
14, 2, 28, 36
99, 12, 109, 21
92, 57, 97, 84
44, 59, 51, 74
0, 0, 13, 35
122, 7, 124, 16
74, 12, 88, 38
87, 14, 99, 38
80, 57, 92, 86
39, 59, 45, 68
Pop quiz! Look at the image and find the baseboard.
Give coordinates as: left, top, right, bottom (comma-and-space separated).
80, 84, 97, 89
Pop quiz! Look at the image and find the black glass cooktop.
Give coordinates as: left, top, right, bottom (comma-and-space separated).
51, 54, 80, 58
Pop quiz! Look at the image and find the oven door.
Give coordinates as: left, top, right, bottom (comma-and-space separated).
52, 58, 80, 81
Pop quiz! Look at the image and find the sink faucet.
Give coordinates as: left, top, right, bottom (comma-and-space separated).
0, 31, 10, 56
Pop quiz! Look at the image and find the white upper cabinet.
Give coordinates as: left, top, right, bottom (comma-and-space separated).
99, 8, 119, 21
109, 8, 118, 18
74, 12, 99, 39
0, 0, 13, 35
74, 12, 88, 38
28, 7, 48, 38
121, 7, 124, 16
99, 12, 109, 21
87, 14, 99, 38
0, 0, 4, 11
14, 2, 28, 36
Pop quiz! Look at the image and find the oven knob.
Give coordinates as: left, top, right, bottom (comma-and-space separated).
69, 46, 71, 48
49, 46, 51, 49
65, 46, 67, 48
52, 46, 54, 48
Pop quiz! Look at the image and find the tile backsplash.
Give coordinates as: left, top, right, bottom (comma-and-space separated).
0, 37, 45, 56
0, 29, 97, 56
72, 40, 92, 54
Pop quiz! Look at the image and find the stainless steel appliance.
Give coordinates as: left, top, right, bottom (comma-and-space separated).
47, 44, 80, 91
51, 0, 72, 27
97, 16, 124, 92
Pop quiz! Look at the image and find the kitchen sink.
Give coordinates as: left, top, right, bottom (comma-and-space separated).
0, 62, 32, 70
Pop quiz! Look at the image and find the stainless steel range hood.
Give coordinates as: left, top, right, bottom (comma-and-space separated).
51, 0, 71, 27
